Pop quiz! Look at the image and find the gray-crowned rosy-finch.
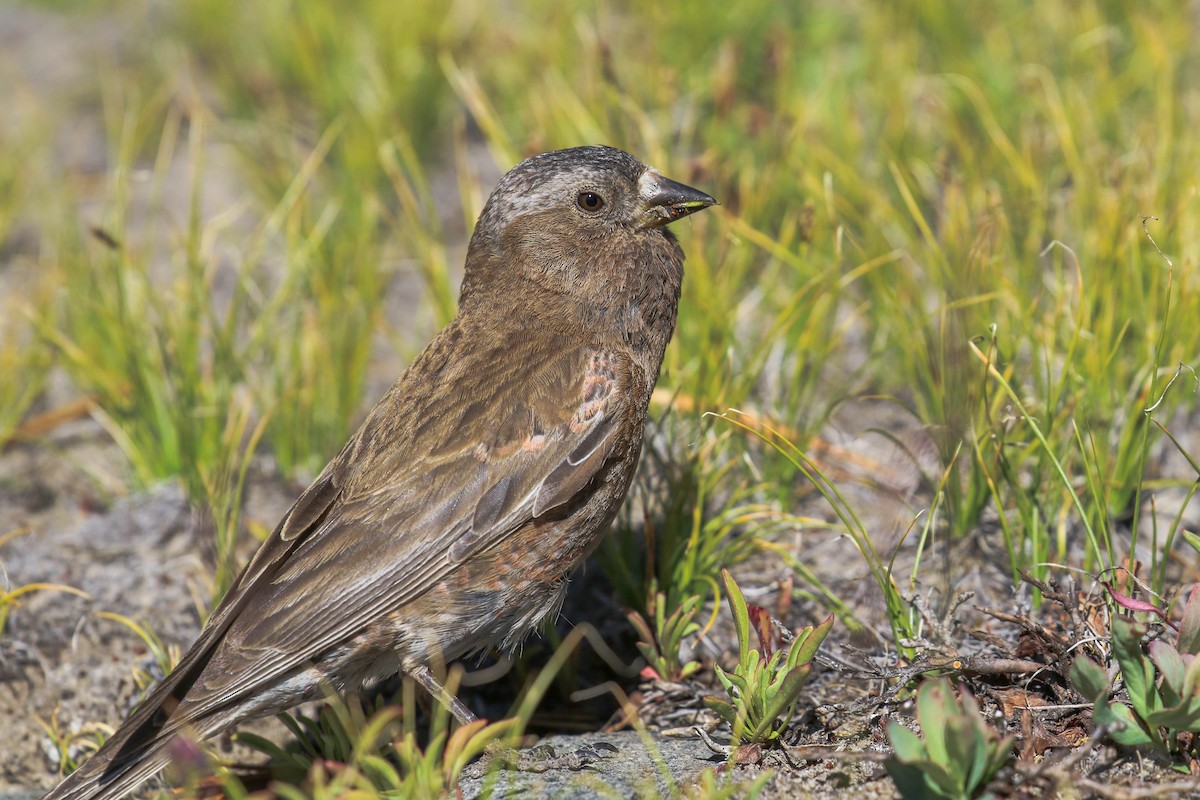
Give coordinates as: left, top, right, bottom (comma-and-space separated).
43, 145, 715, 800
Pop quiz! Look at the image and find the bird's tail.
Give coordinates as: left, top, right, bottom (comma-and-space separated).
43, 742, 178, 800
41, 655, 232, 800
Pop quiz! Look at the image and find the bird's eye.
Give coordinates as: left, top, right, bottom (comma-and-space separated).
576, 191, 605, 212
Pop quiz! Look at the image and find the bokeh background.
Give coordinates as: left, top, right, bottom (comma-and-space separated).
3, 0, 1199, 796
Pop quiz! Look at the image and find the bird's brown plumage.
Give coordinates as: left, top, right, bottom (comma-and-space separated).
42, 145, 715, 800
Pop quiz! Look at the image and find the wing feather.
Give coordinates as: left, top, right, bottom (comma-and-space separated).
178, 334, 631, 715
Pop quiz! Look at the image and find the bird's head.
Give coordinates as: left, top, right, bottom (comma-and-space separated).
460, 146, 716, 312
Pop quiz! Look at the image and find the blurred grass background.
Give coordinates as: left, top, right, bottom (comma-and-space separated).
2, 0, 1198, 640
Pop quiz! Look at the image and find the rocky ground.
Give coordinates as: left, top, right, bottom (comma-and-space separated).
4, 4, 1200, 800
7, 401, 1199, 799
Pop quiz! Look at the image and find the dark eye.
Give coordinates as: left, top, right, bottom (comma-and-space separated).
576, 191, 605, 212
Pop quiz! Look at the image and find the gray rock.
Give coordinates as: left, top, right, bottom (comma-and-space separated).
457, 730, 725, 799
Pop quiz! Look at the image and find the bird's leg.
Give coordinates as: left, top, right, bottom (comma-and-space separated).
408, 663, 478, 725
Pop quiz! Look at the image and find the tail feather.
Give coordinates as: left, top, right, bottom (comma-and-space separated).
41, 517, 292, 800
41, 650, 233, 800
42, 697, 236, 800
42, 463, 325, 799
44, 746, 177, 800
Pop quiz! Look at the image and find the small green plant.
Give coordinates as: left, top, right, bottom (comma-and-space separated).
684, 767, 774, 799
603, 431, 771, 621
236, 677, 518, 797
95, 612, 183, 690
1069, 584, 1200, 767
0, 309, 51, 448
38, 95, 241, 500
703, 568, 832, 745
885, 679, 1013, 800
626, 589, 703, 683
36, 711, 112, 777
388, 715, 517, 798
0, 580, 89, 638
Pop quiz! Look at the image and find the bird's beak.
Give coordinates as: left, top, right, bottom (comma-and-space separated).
638, 170, 718, 228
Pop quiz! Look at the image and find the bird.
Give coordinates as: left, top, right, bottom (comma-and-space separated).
42, 145, 716, 800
